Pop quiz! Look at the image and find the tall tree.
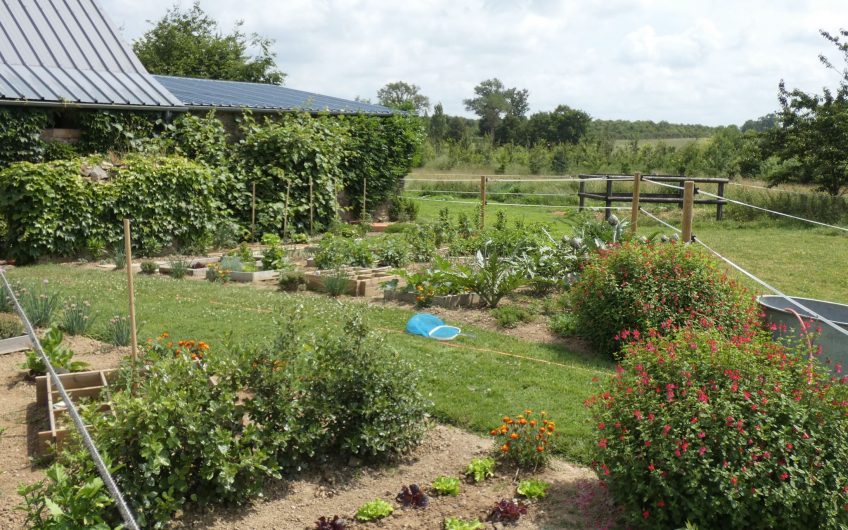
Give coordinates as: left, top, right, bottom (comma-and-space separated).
766, 29, 848, 195
429, 103, 448, 145
133, 2, 285, 84
527, 105, 591, 145
377, 81, 430, 114
463, 78, 530, 137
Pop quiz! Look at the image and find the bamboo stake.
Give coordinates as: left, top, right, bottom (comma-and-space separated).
309, 176, 314, 235
479, 175, 487, 228
251, 182, 256, 242
682, 180, 695, 243
283, 180, 291, 242
122, 219, 138, 393
630, 172, 641, 233
362, 176, 367, 221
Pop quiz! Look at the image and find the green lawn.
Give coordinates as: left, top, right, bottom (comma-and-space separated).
6, 265, 611, 464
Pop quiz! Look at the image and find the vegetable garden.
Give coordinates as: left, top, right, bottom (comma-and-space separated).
2, 108, 848, 529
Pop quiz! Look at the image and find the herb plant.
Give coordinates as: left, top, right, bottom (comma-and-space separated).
140, 261, 158, 275
443, 242, 525, 308
465, 457, 495, 483
355, 499, 394, 522
111, 248, 126, 270
167, 257, 190, 279
0, 313, 23, 339
59, 298, 94, 336
104, 315, 131, 347
432, 476, 460, 496
19, 281, 61, 327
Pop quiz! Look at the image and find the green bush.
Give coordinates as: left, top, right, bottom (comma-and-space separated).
313, 234, 374, 270
388, 196, 420, 222
373, 235, 412, 267
0, 312, 23, 339
491, 305, 534, 329
570, 242, 758, 357
277, 270, 305, 292
589, 328, 848, 529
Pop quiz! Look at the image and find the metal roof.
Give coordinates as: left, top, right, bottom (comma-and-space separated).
154, 75, 397, 115
0, 0, 183, 108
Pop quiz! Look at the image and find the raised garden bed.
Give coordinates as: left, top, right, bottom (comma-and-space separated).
0, 334, 31, 355
305, 267, 398, 297
34, 369, 115, 455
384, 290, 480, 309
228, 269, 280, 283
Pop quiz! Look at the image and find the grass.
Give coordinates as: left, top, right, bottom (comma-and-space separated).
6, 265, 611, 464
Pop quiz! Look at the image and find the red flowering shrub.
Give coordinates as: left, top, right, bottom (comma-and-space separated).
570, 242, 758, 357
588, 328, 848, 529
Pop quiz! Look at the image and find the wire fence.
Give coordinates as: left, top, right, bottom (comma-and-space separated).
0, 268, 140, 530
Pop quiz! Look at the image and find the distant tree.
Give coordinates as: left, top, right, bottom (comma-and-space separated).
354, 96, 373, 104
740, 113, 779, 133
765, 30, 848, 195
133, 2, 285, 84
377, 81, 430, 114
463, 78, 530, 137
527, 105, 591, 145
429, 103, 448, 145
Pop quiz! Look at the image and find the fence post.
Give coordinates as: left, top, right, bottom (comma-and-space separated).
716, 181, 726, 221
605, 176, 613, 220
479, 175, 487, 228
251, 182, 256, 242
682, 180, 695, 243
122, 219, 138, 393
630, 172, 641, 233
578, 176, 586, 212
362, 176, 367, 221
283, 180, 290, 242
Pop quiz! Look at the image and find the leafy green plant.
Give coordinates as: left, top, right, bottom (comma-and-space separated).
465, 457, 495, 483
491, 410, 555, 469
0, 312, 23, 339
517, 479, 549, 499
548, 313, 578, 336
313, 234, 374, 270
0, 280, 15, 312
491, 305, 534, 329
59, 298, 94, 336
388, 196, 419, 222
19, 281, 61, 327
78, 110, 155, 154
17, 463, 118, 530
0, 108, 48, 167
373, 235, 412, 267
590, 328, 848, 529
139, 261, 158, 275
167, 257, 190, 279
42, 141, 78, 162
402, 224, 437, 262
278, 271, 306, 292
443, 242, 526, 308
104, 315, 131, 347
22, 328, 87, 375
322, 270, 350, 297
570, 242, 759, 357
444, 517, 485, 530
260, 233, 289, 270
160, 111, 229, 168
432, 476, 460, 496
211, 219, 243, 250
206, 262, 232, 283
355, 499, 394, 522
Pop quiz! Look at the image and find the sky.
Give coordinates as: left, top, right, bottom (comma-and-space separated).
101, 0, 847, 126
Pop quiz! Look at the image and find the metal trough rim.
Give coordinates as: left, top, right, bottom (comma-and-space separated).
756, 295, 848, 327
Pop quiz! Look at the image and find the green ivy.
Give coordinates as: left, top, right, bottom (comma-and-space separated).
0, 108, 49, 167
77, 111, 157, 154
160, 111, 229, 168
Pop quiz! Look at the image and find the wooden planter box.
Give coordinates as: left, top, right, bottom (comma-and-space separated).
305, 267, 398, 297
159, 263, 208, 277
384, 290, 480, 309
0, 334, 31, 355
228, 270, 280, 283
35, 369, 116, 455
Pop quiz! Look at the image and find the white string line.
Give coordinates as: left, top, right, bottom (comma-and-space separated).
697, 189, 848, 233
642, 178, 685, 191
639, 208, 682, 233
404, 196, 631, 210
693, 237, 848, 341
0, 269, 141, 530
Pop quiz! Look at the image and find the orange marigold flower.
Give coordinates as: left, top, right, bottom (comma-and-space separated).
547, 425, 555, 432
502, 416, 511, 423
198, 341, 210, 350
490, 429, 499, 436
519, 418, 528, 425
525, 409, 533, 415
537, 446, 545, 452
510, 433, 519, 440
501, 444, 510, 453
529, 420, 537, 427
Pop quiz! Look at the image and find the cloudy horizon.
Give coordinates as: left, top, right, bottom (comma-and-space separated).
102, 0, 846, 126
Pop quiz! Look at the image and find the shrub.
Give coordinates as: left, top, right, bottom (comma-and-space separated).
19, 281, 61, 327
355, 499, 393, 521
373, 235, 412, 267
278, 271, 306, 292
140, 261, 158, 275
388, 196, 420, 222
491, 305, 534, 329
491, 410, 555, 469
432, 476, 460, 496
0, 312, 23, 339
465, 457, 495, 483
59, 298, 94, 336
402, 224, 437, 262
104, 315, 131, 347
588, 328, 848, 529
571, 242, 758, 357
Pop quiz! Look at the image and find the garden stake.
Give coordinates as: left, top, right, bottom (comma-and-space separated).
283, 180, 290, 242
251, 181, 256, 242
362, 176, 367, 220
630, 172, 641, 233
682, 180, 695, 243
123, 219, 138, 393
479, 175, 487, 228
309, 176, 314, 235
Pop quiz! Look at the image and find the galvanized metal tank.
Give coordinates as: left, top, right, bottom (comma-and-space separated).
757, 295, 848, 373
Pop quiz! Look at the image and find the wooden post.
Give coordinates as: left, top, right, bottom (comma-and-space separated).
479, 175, 487, 229
630, 172, 641, 233
122, 219, 138, 393
362, 176, 367, 221
716, 181, 726, 221
604, 176, 613, 220
578, 177, 586, 212
251, 182, 256, 242
682, 180, 695, 243
283, 180, 290, 242
309, 176, 314, 235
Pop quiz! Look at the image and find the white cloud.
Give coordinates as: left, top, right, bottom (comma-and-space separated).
101, 0, 848, 125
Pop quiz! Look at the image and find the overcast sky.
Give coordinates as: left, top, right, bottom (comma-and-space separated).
102, 0, 846, 126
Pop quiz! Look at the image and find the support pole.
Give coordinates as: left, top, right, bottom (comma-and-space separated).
479, 175, 487, 229
122, 219, 138, 392
630, 172, 641, 233
716, 181, 726, 221
362, 176, 367, 221
251, 182, 256, 242
605, 176, 613, 220
283, 180, 290, 242
309, 176, 314, 235
682, 180, 695, 243
578, 177, 586, 212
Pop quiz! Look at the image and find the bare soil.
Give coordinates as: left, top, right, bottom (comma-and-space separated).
0, 333, 601, 530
